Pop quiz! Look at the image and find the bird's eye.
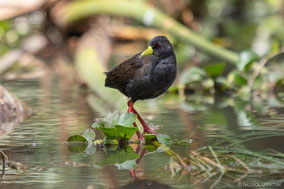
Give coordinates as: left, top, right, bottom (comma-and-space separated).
154, 42, 161, 49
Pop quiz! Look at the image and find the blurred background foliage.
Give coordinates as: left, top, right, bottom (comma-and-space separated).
0, 0, 283, 106
1, 1, 284, 187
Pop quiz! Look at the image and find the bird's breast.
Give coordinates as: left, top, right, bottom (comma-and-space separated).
152, 59, 177, 87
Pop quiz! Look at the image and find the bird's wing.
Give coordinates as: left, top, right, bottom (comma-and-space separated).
105, 53, 147, 95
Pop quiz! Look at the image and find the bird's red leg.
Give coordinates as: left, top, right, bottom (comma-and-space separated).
127, 100, 144, 141
127, 100, 158, 135
129, 169, 136, 178
132, 108, 158, 134
127, 100, 134, 113
129, 147, 146, 178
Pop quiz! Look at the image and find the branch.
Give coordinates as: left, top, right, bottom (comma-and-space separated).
63, 0, 239, 64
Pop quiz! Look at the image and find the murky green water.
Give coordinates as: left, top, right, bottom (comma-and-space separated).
1, 77, 283, 189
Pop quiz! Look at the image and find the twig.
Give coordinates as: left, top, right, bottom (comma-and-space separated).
191, 151, 213, 173
248, 51, 284, 90
185, 126, 199, 156
191, 149, 226, 188
155, 142, 189, 170
200, 171, 218, 183
210, 171, 224, 189
202, 156, 225, 173
229, 155, 250, 173
248, 56, 269, 89
213, 149, 284, 166
208, 146, 221, 166
190, 155, 209, 173
221, 154, 251, 182
192, 171, 214, 184
0, 150, 8, 179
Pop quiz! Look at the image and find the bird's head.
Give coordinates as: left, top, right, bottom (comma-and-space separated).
139, 36, 174, 58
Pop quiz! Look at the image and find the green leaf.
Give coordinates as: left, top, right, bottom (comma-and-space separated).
99, 128, 118, 140
115, 125, 138, 141
92, 114, 138, 142
157, 144, 171, 152
99, 146, 139, 167
67, 144, 87, 153
180, 66, 207, 84
237, 50, 259, 71
99, 126, 138, 142
234, 73, 247, 86
81, 129, 96, 144
215, 77, 229, 91
201, 78, 214, 89
92, 122, 105, 128
111, 113, 137, 127
67, 135, 88, 153
103, 138, 119, 145
145, 144, 158, 152
115, 159, 139, 170
67, 135, 88, 143
157, 134, 171, 145
144, 134, 157, 144
204, 62, 225, 78
228, 71, 247, 87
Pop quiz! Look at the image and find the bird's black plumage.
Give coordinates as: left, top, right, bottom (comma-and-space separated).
105, 36, 176, 102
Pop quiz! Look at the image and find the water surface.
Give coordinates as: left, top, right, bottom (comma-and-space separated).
1, 77, 283, 188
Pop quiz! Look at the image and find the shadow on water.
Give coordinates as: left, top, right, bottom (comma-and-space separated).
0, 76, 284, 188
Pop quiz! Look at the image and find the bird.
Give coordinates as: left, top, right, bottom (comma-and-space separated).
105, 36, 177, 141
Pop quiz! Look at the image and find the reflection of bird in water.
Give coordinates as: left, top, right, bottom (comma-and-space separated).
105, 36, 177, 141
114, 142, 173, 189
114, 178, 173, 189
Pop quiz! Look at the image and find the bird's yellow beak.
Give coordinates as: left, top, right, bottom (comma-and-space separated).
139, 46, 153, 58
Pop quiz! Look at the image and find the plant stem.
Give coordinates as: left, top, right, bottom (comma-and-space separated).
64, 0, 239, 64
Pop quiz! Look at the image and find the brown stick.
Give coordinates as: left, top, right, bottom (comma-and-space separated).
0, 150, 8, 179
